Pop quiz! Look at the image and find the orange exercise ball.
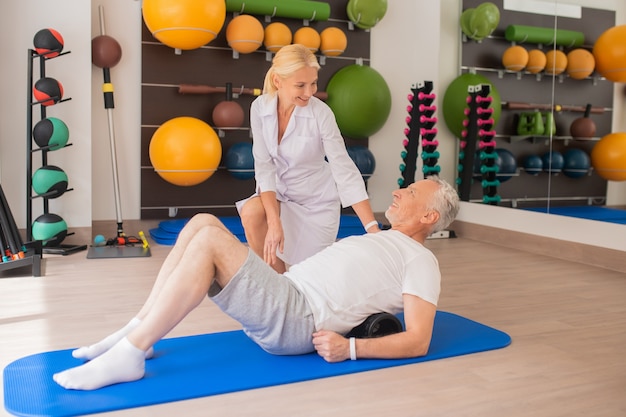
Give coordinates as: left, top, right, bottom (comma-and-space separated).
502, 45, 528, 72
566, 48, 595, 80
593, 25, 626, 82
226, 14, 264, 54
526, 49, 547, 74
264, 22, 292, 53
293, 27, 321, 53
149, 117, 222, 186
590, 132, 626, 181
142, 0, 226, 50
545, 50, 568, 75
320, 27, 347, 57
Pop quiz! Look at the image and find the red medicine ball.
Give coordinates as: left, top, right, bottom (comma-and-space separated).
33, 77, 64, 106
33, 28, 64, 58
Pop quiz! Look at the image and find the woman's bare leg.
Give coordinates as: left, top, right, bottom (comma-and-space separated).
240, 198, 286, 273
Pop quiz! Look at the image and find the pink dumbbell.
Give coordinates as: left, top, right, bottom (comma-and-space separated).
478, 140, 496, 149
418, 92, 436, 100
419, 104, 436, 112
420, 115, 437, 124
422, 139, 439, 147
420, 127, 438, 135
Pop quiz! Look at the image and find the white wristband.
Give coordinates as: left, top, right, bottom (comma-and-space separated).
349, 337, 357, 360
363, 220, 378, 231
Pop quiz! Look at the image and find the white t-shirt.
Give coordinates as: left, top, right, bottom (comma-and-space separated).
285, 230, 441, 334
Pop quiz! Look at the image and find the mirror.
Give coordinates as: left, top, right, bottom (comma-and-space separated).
455, 0, 624, 231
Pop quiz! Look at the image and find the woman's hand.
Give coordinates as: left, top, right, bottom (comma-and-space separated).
263, 221, 284, 266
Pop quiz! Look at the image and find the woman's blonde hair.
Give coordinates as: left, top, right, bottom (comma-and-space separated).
263, 44, 321, 95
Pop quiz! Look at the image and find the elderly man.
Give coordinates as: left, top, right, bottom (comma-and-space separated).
54, 176, 460, 390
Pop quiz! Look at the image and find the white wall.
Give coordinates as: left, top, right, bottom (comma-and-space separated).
1, 0, 624, 251
1, 0, 92, 230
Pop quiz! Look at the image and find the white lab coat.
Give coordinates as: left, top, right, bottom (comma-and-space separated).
236, 94, 369, 265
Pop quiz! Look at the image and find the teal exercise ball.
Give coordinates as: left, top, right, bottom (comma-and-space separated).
32, 213, 67, 246
442, 73, 501, 138
326, 64, 391, 139
32, 165, 68, 198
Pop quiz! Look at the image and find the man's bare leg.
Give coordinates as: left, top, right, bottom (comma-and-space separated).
72, 214, 235, 361
55, 216, 249, 390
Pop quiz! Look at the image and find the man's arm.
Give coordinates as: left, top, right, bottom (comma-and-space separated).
312, 294, 437, 362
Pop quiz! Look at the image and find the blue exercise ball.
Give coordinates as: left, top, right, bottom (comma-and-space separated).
563, 148, 590, 178
495, 148, 517, 182
523, 154, 543, 175
225, 142, 254, 180
541, 151, 564, 174
347, 145, 376, 180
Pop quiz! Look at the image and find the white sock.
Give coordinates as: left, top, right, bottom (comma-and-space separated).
72, 317, 154, 360
53, 337, 146, 390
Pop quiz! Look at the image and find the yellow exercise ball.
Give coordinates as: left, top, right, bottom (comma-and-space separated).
142, 0, 226, 50
320, 27, 348, 57
226, 14, 265, 54
566, 48, 595, 80
149, 117, 222, 187
545, 50, 568, 75
591, 132, 626, 181
293, 27, 321, 53
264, 22, 292, 53
526, 49, 547, 74
593, 25, 626, 82
502, 45, 528, 72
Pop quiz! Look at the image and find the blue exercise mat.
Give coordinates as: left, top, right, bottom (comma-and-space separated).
148, 215, 372, 246
3, 311, 511, 417
524, 206, 626, 224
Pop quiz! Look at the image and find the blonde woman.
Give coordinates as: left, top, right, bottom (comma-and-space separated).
237, 44, 379, 273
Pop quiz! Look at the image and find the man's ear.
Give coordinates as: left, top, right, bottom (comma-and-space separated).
422, 210, 440, 226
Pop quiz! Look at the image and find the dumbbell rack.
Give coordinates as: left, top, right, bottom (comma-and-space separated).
457, 84, 499, 204
399, 81, 440, 188
0, 183, 42, 277
26, 47, 86, 256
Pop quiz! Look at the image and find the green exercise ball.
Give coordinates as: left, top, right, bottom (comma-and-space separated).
346, 0, 388, 30
326, 64, 391, 139
32, 213, 67, 246
33, 117, 69, 150
442, 73, 501, 138
32, 165, 68, 198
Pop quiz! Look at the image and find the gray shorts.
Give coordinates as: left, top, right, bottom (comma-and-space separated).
208, 249, 316, 355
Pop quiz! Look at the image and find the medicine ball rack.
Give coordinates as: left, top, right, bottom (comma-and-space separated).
26, 47, 86, 256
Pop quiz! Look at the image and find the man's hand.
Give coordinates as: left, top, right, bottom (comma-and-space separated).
312, 330, 350, 362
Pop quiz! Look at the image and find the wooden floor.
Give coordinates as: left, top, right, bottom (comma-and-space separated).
1, 230, 625, 417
